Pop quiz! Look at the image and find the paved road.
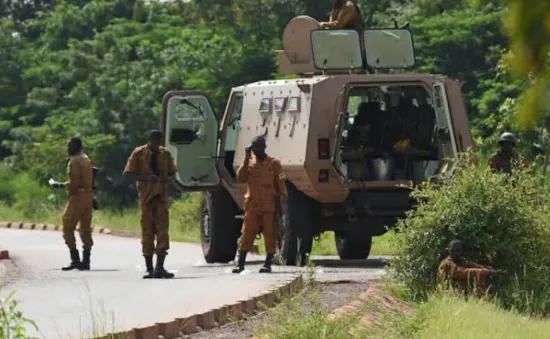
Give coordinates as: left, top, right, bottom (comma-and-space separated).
0, 229, 387, 339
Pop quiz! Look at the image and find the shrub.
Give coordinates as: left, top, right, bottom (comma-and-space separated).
10, 172, 59, 219
0, 289, 38, 339
0, 167, 61, 218
0, 166, 15, 204
390, 152, 550, 315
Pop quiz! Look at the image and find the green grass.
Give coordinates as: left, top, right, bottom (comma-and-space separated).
418, 294, 550, 339
0, 193, 202, 243
251, 270, 361, 339
253, 283, 550, 339
372, 291, 550, 339
311, 230, 396, 256
239, 228, 395, 257
0, 192, 397, 257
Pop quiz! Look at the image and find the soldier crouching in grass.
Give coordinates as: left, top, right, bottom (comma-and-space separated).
437, 240, 498, 296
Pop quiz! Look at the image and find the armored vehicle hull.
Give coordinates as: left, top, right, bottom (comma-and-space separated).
160, 16, 473, 265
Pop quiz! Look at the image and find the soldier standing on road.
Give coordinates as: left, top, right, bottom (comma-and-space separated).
488, 132, 529, 174
437, 240, 497, 296
50, 137, 95, 271
233, 136, 288, 274
123, 130, 177, 279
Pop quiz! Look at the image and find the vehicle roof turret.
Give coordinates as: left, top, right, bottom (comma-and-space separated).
276, 16, 416, 76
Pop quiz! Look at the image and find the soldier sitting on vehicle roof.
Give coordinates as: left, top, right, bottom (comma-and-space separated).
437, 240, 498, 296
320, 0, 364, 31
320, 0, 374, 73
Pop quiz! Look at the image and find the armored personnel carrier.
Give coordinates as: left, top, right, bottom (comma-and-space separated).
160, 16, 473, 265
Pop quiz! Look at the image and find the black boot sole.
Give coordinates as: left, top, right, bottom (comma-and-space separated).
62, 264, 81, 271
153, 269, 175, 279
153, 273, 175, 279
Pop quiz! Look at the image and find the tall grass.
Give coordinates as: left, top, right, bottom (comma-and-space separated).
372, 291, 550, 339
252, 262, 361, 339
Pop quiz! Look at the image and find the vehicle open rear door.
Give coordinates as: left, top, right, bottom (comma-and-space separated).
433, 80, 459, 178
161, 90, 220, 191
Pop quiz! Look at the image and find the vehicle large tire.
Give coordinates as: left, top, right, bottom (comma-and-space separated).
278, 182, 318, 266
335, 232, 372, 260
200, 188, 242, 263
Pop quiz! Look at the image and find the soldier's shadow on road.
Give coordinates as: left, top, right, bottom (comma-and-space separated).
87, 269, 121, 272
46, 268, 121, 272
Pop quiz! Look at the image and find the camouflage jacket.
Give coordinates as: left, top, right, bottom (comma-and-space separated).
488, 150, 528, 174
437, 256, 495, 294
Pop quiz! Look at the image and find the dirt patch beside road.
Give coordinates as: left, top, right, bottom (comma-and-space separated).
0, 258, 18, 288
185, 280, 368, 339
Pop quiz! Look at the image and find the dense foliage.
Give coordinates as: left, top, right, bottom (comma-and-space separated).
502, 0, 550, 127
0, 0, 542, 210
390, 154, 550, 315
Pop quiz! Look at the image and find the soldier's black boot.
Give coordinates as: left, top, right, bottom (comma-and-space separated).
232, 251, 247, 274
79, 249, 91, 271
142, 255, 154, 279
259, 254, 274, 273
153, 254, 175, 279
62, 248, 81, 271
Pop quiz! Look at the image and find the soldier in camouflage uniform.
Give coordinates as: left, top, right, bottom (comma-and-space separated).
488, 132, 529, 174
233, 136, 288, 274
437, 240, 497, 295
124, 130, 177, 279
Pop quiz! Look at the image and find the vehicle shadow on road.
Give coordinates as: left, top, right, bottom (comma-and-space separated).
268, 258, 388, 270
193, 260, 267, 268
309, 258, 388, 269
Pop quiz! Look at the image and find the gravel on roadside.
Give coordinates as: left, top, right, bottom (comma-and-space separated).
184, 279, 369, 339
